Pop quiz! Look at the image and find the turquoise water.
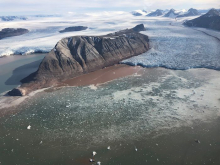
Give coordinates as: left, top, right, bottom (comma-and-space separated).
0, 54, 46, 94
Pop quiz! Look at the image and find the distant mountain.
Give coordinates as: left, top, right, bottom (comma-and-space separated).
0, 28, 29, 40
32, 14, 61, 18
184, 9, 220, 31
147, 9, 163, 16
131, 10, 147, 16
164, 9, 179, 18
177, 8, 200, 17
59, 26, 88, 33
0, 16, 27, 21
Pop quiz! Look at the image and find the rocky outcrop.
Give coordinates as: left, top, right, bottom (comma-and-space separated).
59, 26, 88, 33
8, 24, 149, 96
184, 9, 220, 31
0, 28, 29, 40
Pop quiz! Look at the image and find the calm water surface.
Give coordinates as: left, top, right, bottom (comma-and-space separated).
0, 54, 46, 94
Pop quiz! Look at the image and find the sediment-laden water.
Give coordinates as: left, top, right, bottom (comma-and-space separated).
0, 68, 219, 165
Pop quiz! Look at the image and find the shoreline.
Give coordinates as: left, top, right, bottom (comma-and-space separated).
58, 64, 144, 87
0, 52, 49, 59
0, 64, 144, 115
1, 65, 220, 117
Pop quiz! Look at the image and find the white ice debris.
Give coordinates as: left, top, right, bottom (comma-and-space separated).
89, 85, 98, 90
122, 17, 220, 70
97, 161, 101, 165
27, 125, 31, 130
89, 158, 95, 162
107, 146, 110, 150
92, 151, 97, 156
135, 147, 138, 151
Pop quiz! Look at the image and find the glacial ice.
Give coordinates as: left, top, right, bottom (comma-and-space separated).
122, 17, 220, 70
1, 13, 220, 71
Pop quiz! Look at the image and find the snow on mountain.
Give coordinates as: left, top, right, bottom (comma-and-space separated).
164, 9, 179, 18
147, 9, 163, 17
177, 8, 200, 17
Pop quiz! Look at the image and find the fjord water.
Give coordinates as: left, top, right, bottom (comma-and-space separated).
0, 54, 46, 94
0, 67, 219, 165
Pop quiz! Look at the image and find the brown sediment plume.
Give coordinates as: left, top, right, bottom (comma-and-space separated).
8, 24, 149, 96
58, 64, 144, 87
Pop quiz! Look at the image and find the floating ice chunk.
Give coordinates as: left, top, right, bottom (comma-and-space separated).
135, 147, 137, 151
89, 85, 97, 90
97, 161, 101, 165
27, 125, 31, 130
39, 141, 43, 144
93, 151, 97, 156
66, 104, 70, 108
89, 158, 95, 162
107, 146, 110, 150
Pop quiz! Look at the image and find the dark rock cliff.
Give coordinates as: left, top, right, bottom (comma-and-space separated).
184, 9, 220, 31
8, 24, 149, 96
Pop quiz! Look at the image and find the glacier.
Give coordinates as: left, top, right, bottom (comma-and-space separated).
0, 12, 220, 71
122, 17, 220, 70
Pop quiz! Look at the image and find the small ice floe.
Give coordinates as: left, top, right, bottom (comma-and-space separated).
39, 141, 43, 144
27, 125, 31, 130
157, 158, 159, 161
97, 161, 101, 165
66, 104, 71, 108
107, 146, 110, 150
89, 85, 97, 90
156, 143, 158, 146
89, 158, 95, 162
195, 139, 201, 143
92, 151, 97, 156
135, 147, 138, 151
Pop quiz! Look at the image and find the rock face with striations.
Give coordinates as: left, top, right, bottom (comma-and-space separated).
184, 9, 220, 31
0, 28, 29, 40
8, 24, 149, 96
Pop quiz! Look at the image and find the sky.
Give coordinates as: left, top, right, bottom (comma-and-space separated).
0, 0, 219, 15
